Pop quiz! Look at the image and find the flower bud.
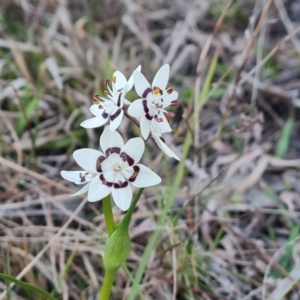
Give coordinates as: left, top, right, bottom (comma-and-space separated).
103, 225, 131, 273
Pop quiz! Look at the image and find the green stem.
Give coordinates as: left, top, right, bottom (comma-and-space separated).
120, 188, 144, 228
99, 269, 116, 300
99, 189, 144, 299
102, 195, 115, 237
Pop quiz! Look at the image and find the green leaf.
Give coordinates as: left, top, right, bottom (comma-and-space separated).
276, 116, 294, 158
0, 273, 56, 300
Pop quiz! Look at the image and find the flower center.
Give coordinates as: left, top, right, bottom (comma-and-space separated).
113, 164, 121, 171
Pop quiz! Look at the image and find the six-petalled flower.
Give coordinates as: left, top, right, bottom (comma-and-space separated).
81, 66, 141, 131
61, 126, 161, 211
128, 64, 179, 139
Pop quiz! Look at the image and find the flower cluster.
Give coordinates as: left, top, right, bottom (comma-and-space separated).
61, 64, 180, 210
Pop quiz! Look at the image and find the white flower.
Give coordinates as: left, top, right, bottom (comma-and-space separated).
151, 121, 180, 161
81, 66, 141, 131
61, 126, 161, 211
128, 64, 179, 139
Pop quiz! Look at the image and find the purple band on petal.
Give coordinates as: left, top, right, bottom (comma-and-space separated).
102, 111, 109, 119
105, 147, 121, 157
96, 156, 106, 172
142, 100, 153, 120
120, 152, 134, 166
128, 165, 140, 182
110, 108, 121, 121
100, 174, 113, 187
142, 87, 152, 98
117, 92, 122, 107
113, 181, 128, 189
79, 172, 89, 183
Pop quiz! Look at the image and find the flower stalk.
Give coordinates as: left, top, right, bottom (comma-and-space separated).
102, 195, 115, 237
99, 188, 144, 300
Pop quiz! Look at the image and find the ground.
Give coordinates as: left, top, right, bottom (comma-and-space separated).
0, 0, 300, 299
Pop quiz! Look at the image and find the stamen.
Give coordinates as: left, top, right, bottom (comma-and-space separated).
112, 76, 116, 83
92, 94, 100, 104
166, 87, 173, 94
165, 112, 175, 119
171, 100, 179, 107
153, 87, 162, 95
105, 79, 110, 86
155, 117, 163, 123
172, 129, 180, 134
104, 90, 109, 96
113, 164, 121, 171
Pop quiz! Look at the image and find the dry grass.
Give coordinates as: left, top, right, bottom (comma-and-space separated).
1, 0, 300, 299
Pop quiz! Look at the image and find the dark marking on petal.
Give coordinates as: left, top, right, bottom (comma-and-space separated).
105, 147, 121, 157
142, 87, 152, 98
102, 111, 109, 119
120, 152, 134, 166
128, 165, 140, 182
113, 181, 128, 189
110, 108, 121, 121
159, 137, 166, 143
145, 113, 152, 120
142, 99, 149, 113
117, 92, 122, 107
79, 172, 86, 183
153, 86, 163, 95
100, 174, 113, 187
142, 100, 153, 120
96, 156, 105, 172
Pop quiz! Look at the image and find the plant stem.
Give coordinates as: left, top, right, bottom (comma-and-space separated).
102, 195, 115, 237
99, 269, 116, 300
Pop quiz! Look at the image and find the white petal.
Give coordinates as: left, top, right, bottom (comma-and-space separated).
153, 135, 180, 161
127, 99, 144, 119
100, 126, 124, 153
87, 176, 111, 202
133, 71, 151, 98
61, 170, 92, 185
130, 164, 161, 188
163, 91, 178, 108
90, 105, 105, 116
121, 138, 145, 164
81, 116, 108, 128
70, 183, 90, 196
73, 149, 104, 173
113, 70, 127, 91
112, 184, 132, 211
109, 108, 124, 131
152, 64, 170, 91
153, 114, 172, 134
140, 116, 151, 139
127, 65, 142, 91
